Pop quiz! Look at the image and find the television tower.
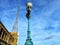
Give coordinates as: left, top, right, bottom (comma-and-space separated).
11, 5, 20, 45
25, 2, 33, 45
12, 5, 20, 32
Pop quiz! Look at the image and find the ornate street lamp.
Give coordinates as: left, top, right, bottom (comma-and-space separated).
25, 2, 33, 45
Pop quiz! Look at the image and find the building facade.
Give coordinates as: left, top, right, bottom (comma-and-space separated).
0, 21, 16, 45
10, 32, 18, 45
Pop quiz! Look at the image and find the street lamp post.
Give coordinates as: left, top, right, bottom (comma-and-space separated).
25, 2, 33, 45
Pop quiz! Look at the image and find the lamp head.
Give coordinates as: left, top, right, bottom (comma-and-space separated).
26, 2, 32, 11
27, 2, 32, 7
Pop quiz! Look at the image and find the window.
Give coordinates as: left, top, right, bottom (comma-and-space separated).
2, 31, 4, 39
0, 28, 2, 37
1, 28, 4, 39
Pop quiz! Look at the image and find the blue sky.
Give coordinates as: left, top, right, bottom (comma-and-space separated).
0, 0, 60, 45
